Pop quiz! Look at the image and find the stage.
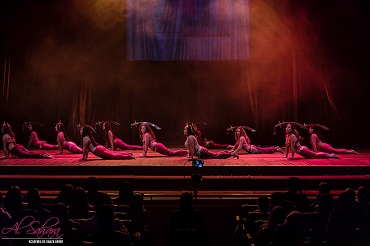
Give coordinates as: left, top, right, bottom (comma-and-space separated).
1, 148, 370, 245
1, 148, 370, 196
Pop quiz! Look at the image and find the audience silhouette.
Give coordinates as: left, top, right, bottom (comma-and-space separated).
169, 192, 207, 246
1, 178, 369, 246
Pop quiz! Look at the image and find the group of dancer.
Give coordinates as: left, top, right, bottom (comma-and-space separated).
1, 120, 358, 161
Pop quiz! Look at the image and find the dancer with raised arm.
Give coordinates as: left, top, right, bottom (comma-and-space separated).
96, 121, 142, 150
133, 122, 187, 157
2, 122, 52, 159
229, 126, 283, 154
184, 123, 238, 159
55, 121, 83, 154
284, 123, 339, 160
79, 124, 135, 160
305, 123, 358, 154
24, 121, 58, 150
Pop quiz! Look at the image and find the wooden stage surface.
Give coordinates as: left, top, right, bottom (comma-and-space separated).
1, 148, 370, 246
1, 148, 370, 167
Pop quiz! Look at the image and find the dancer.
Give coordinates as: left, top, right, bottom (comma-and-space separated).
284, 123, 339, 159
193, 123, 232, 149
138, 123, 188, 157
184, 123, 238, 159
2, 122, 52, 159
79, 125, 135, 160
55, 121, 83, 154
96, 121, 142, 150
24, 121, 58, 150
306, 124, 358, 154
230, 126, 283, 154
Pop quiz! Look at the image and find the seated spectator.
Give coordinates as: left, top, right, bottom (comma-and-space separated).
255, 206, 287, 246
127, 192, 149, 245
85, 204, 131, 246
248, 196, 271, 222
305, 194, 333, 245
68, 187, 94, 220
311, 182, 332, 211
246, 196, 271, 240
54, 184, 75, 206
169, 192, 207, 246
114, 181, 134, 207
282, 177, 311, 212
271, 211, 308, 246
85, 177, 111, 208
3, 186, 27, 218
326, 188, 363, 246
25, 187, 51, 219
81, 203, 128, 237
357, 186, 370, 218
49, 203, 83, 245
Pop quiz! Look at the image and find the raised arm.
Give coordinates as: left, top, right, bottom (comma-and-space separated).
232, 136, 247, 153
187, 135, 196, 159
2, 135, 9, 158
141, 133, 151, 157
108, 130, 114, 150
57, 132, 64, 154
310, 134, 318, 152
27, 132, 36, 149
290, 134, 297, 159
81, 136, 89, 160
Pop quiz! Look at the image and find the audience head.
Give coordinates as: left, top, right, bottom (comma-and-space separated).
86, 176, 100, 193
357, 186, 369, 204
287, 177, 302, 193
284, 211, 305, 231
268, 206, 287, 226
26, 187, 41, 206
257, 196, 270, 212
56, 184, 75, 206
130, 192, 144, 211
4, 186, 24, 212
178, 192, 193, 210
118, 181, 134, 204
318, 182, 330, 195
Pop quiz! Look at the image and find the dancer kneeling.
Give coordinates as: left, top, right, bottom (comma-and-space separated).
285, 123, 339, 159
2, 122, 52, 159
79, 125, 135, 160
184, 123, 238, 159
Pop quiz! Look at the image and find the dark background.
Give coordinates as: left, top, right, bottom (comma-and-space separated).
1, 0, 369, 149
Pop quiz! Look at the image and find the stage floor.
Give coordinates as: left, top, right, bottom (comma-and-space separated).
1, 148, 370, 167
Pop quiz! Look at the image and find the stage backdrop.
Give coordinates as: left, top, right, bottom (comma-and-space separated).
127, 0, 249, 60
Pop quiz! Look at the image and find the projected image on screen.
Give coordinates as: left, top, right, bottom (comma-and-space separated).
127, 0, 249, 61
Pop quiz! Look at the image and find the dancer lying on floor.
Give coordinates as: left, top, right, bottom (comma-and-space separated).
55, 121, 83, 154
306, 124, 358, 154
137, 122, 188, 157
2, 122, 52, 159
79, 125, 135, 160
285, 123, 339, 159
230, 126, 283, 154
96, 121, 142, 150
24, 121, 58, 150
184, 123, 238, 159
